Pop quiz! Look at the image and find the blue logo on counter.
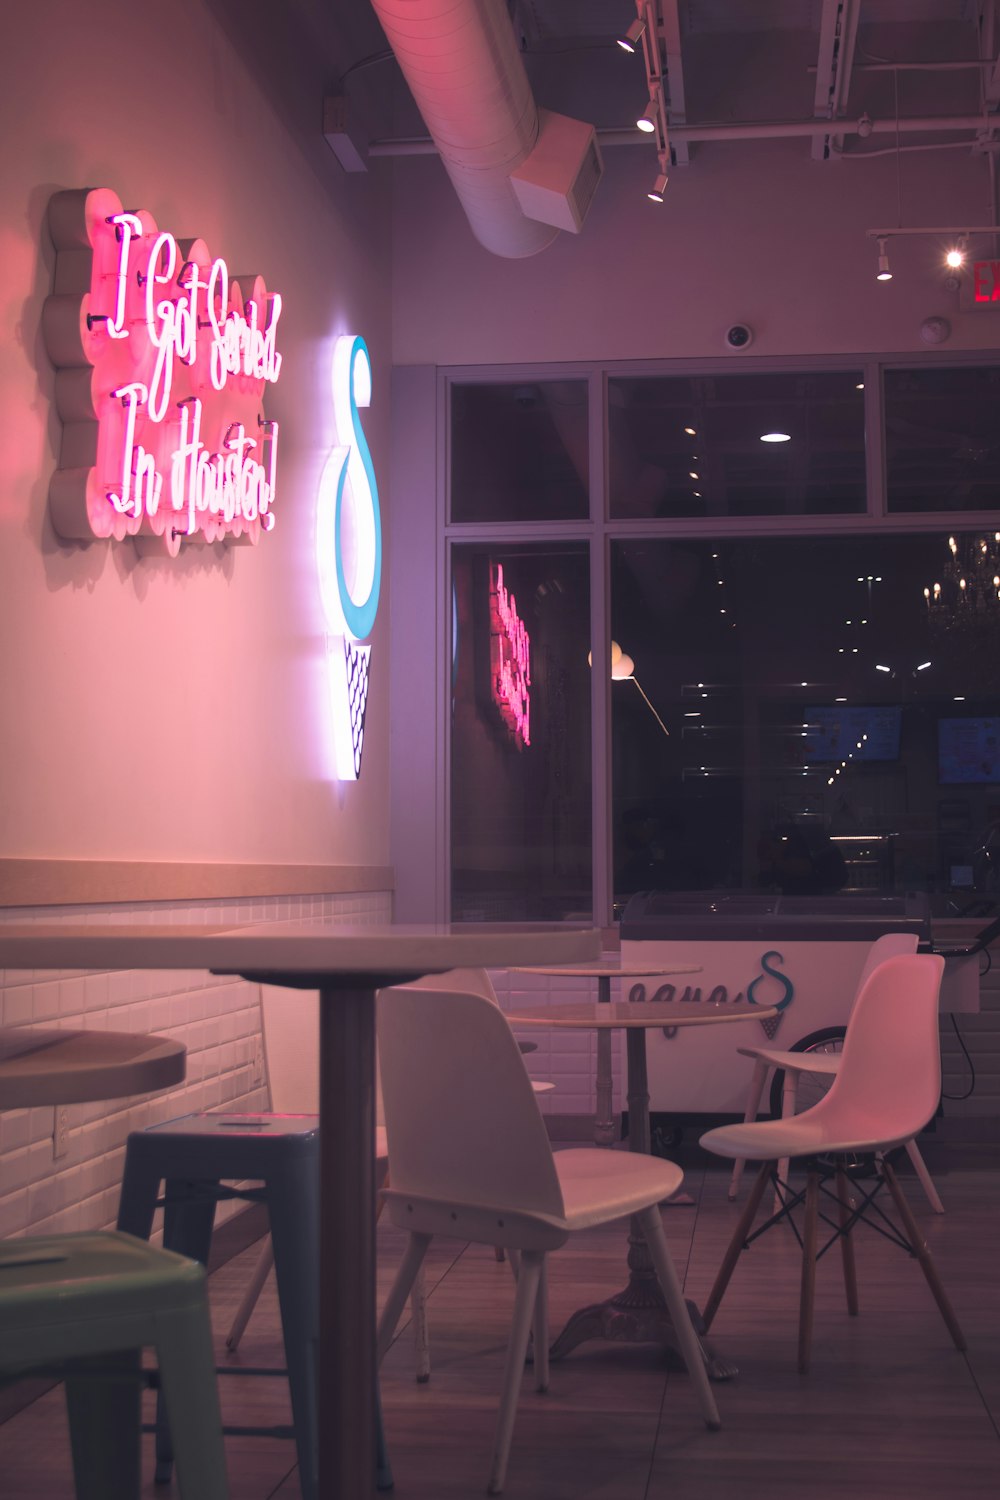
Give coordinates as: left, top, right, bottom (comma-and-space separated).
747, 949, 795, 1012
747, 949, 794, 1037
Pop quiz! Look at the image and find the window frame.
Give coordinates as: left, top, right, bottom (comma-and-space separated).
434, 351, 1000, 926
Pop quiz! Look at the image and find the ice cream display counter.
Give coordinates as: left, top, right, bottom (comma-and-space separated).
619, 891, 983, 1117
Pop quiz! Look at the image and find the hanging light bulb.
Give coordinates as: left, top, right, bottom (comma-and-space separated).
876, 236, 892, 281
588, 642, 669, 736
636, 100, 657, 133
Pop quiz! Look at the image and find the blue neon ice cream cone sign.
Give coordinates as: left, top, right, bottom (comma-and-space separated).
316, 335, 382, 780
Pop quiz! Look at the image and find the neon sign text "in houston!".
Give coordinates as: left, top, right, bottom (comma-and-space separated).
42, 187, 282, 557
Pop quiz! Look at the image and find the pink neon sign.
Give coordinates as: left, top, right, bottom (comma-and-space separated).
42, 188, 282, 557
489, 562, 531, 748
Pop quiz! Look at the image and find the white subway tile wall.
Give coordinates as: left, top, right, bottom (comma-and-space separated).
0, 892, 391, 1240
491, 967, 625, 1120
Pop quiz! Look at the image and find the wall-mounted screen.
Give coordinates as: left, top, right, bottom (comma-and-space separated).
802, 705, 901, 763
938, 717, 1000, 784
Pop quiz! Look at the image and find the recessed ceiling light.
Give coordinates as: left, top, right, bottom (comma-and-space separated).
684, 426, 696, 435
760, 432, 791, 443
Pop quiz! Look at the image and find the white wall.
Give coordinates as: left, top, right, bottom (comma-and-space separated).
0, 0, 393, 867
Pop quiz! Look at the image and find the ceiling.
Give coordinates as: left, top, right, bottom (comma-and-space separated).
370, 2, 1000, 165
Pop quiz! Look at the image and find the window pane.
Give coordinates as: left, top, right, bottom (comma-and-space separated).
885, 365, 1000, 512
451, 543, 592, 920
608, 371, 866, 519
610, 533, 1000, 913
450, 381, 589, 522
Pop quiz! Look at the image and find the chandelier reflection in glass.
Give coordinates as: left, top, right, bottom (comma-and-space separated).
924, 532, 1000, 640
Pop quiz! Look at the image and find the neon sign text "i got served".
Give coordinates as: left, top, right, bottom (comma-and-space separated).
42, 187, 282, 557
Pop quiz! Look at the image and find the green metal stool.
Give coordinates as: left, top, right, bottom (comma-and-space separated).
0, 1230, 228, 1500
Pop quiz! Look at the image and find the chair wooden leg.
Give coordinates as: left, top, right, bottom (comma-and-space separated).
881, 1158, 966, 1351
835, 1166, 859, 1316
532, 1257, 549, 1393
774, 1067, 798, 1215
641, 1206, 721, 1430
797, 1171, 820, 1374
377, 1231, 432, 1364
410, 1264, 431, 1382
488, 1250, 543, 1496
703, 1160, 771, 1331
729, 1060, 770, 1200
226, 1235, 274, 1351
904, 1137, 945, 1214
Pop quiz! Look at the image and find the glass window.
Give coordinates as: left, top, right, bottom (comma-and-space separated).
450, 381, 589, 522
610, 533, 1000, 911
451, 543, 592, 920
608, 371, 866, 519
885, 365, 1000, 512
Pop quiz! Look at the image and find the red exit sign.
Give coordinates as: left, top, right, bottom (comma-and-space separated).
972, 260, 1000, 303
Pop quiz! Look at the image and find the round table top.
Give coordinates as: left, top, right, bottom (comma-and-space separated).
0, 1026, 186, 1107
510, 955, 701, 979
0, 921, 600, 983
505, 1000, 776, 1029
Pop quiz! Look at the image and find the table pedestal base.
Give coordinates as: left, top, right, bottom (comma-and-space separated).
550, 1024, 740, 1382
549, 1265, 738, 1382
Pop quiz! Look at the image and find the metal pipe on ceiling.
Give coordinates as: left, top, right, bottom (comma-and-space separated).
369, 112, 996, 156
368, 0, 558, 258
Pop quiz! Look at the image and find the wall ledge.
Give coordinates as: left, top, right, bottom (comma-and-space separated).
0, 860, 394, 909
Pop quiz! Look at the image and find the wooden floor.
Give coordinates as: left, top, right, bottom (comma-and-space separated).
1, 1155, 998, 1498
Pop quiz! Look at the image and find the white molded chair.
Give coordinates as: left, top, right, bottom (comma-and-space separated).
700, 953, 965, 1375
226, 968, 550, 1362
404, 969, 554, 1265
728, 932, 944, 1215
376, 983, 721, 1496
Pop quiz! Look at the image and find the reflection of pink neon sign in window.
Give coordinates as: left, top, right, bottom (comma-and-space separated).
42, 187, 282, 558
490, 562, 531, 748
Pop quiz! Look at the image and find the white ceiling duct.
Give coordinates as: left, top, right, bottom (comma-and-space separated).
370, 0, 597, 258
